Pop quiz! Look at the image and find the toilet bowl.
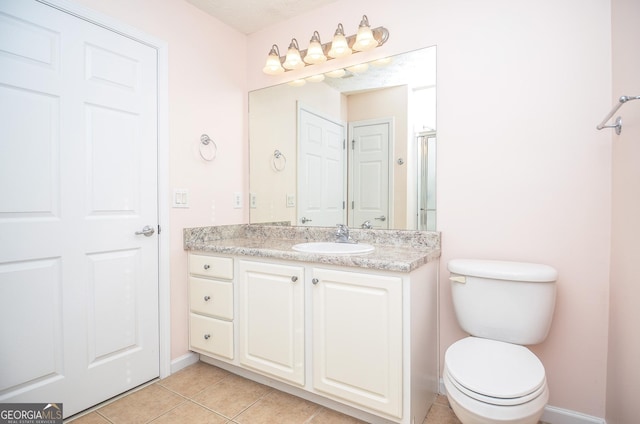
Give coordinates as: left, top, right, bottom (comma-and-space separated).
443, 337, 548, 424
445, 259, 557, 424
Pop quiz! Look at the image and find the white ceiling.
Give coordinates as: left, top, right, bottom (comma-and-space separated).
185, 0, 341, 34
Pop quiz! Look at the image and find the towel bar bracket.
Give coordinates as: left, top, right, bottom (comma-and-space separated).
601, 116, 623, 135
597, 95, 640, 134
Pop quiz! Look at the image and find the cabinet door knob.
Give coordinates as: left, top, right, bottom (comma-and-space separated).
204, 295, 211, 301
204, 264, 210, 270
291, 276, 298, 282
312, 278, 319, 285
204, 334, 211, 340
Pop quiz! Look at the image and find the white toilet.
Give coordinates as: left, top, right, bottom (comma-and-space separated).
444, 259, 558, 424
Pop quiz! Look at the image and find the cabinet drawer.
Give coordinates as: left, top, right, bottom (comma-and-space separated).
190, 276, 233, 320
189, 313, 234, 359
189, 254, 233, 279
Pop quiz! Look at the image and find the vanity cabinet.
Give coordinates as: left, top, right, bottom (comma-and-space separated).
188, 254, 234, 360
188, 251, 438, 424
238, 260, 305, 385
311, 268, 403, 418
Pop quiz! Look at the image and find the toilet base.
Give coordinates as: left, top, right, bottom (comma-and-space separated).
444, 369, 548, 424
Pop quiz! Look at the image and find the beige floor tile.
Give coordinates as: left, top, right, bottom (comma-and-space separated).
433, 394, 451, 407
234, 390, 322, 424
192, 373, 272, 418
307, 407, 368, 424
423, 403, 462, 424
65, 412, 111, 424
158, 362, 231, 398
97, 384, 185, 424
150, 400, 228, 424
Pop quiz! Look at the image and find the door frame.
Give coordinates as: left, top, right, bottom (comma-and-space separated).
39, 0, 171, 378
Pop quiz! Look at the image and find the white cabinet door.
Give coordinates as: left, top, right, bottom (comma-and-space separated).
238, 260, 305, 385
312, 268, 403, 418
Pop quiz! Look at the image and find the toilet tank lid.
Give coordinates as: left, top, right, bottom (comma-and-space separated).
448, 259, 558, 282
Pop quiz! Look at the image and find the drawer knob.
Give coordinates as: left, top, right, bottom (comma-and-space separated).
312, 278, 319, 285
204, 295, 211, 301
204, 334, 211, 340
291, 276, 298, 282
204, 264, 210, 270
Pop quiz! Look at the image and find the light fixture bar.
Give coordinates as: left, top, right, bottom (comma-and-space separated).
299, 27, 388, 65
263, 19, 389, 75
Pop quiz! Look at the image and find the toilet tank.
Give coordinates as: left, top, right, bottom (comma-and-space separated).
448, 259, 558, 345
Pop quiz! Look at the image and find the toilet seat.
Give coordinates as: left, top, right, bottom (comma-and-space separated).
445, 337, 547, 406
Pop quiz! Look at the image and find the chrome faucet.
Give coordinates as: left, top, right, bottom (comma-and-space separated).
335, 224, 353, 243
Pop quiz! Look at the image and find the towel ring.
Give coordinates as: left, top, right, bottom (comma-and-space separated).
273, 149, 286, 171
200, 134, 217, 161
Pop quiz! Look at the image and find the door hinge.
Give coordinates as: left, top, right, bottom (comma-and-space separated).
157, 224, 161, 234
351, 200, 355, 209
351, 139, 355, 149
342, 201, 345, 209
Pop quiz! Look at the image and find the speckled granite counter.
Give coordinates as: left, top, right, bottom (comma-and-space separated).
184, 224, 440, 273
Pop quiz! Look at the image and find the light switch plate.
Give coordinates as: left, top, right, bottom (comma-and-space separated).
286, 194, 295, 207
173, 189, 189, 208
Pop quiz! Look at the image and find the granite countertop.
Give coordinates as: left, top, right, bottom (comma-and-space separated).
184, 224, 441, 273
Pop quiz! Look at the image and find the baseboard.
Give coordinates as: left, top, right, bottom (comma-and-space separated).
439, 378, 605, 424
169, 351, 199, 374
541, 405, 605, 424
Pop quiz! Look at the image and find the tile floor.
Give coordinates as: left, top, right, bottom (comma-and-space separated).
66, 361, 462, 424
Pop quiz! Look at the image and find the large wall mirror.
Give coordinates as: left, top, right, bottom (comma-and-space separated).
249, 46, 436, 230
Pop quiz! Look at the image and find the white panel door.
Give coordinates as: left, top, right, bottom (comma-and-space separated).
0, 1, 159, 417
297, 108, 346, 227
349, 120, 391, 229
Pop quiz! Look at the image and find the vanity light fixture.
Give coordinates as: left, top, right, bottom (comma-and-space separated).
287, 78, 306, 87
352, 15, 376, 51
283, 38, 305, 70
306, 74, 325, 83
262, 15, 389, 75
304, 31, 327, 64
328, 23, 351, 58
262, 44, 284, 75
324, 68, 346, 78
346, 63, 369, 73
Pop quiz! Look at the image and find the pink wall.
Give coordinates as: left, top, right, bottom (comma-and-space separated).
606, 0, 640, 422
248, 0, 612, 418
70, 0, 620, 419
71, 0, 249, 360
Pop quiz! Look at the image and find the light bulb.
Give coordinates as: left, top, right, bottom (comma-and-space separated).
352, 15, 377, 51
328, 23, 352, 58
262, 45, 284, 75
325, 69, 346, 78
304, 31, 327, 64
283, 38, 305, 70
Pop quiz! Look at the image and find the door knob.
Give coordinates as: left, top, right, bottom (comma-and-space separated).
374, 215, 386, 221
301, 217, 312, 224
135, 225, 155, 237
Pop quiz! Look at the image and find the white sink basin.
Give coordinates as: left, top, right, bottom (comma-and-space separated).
291, 242, 375, 255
